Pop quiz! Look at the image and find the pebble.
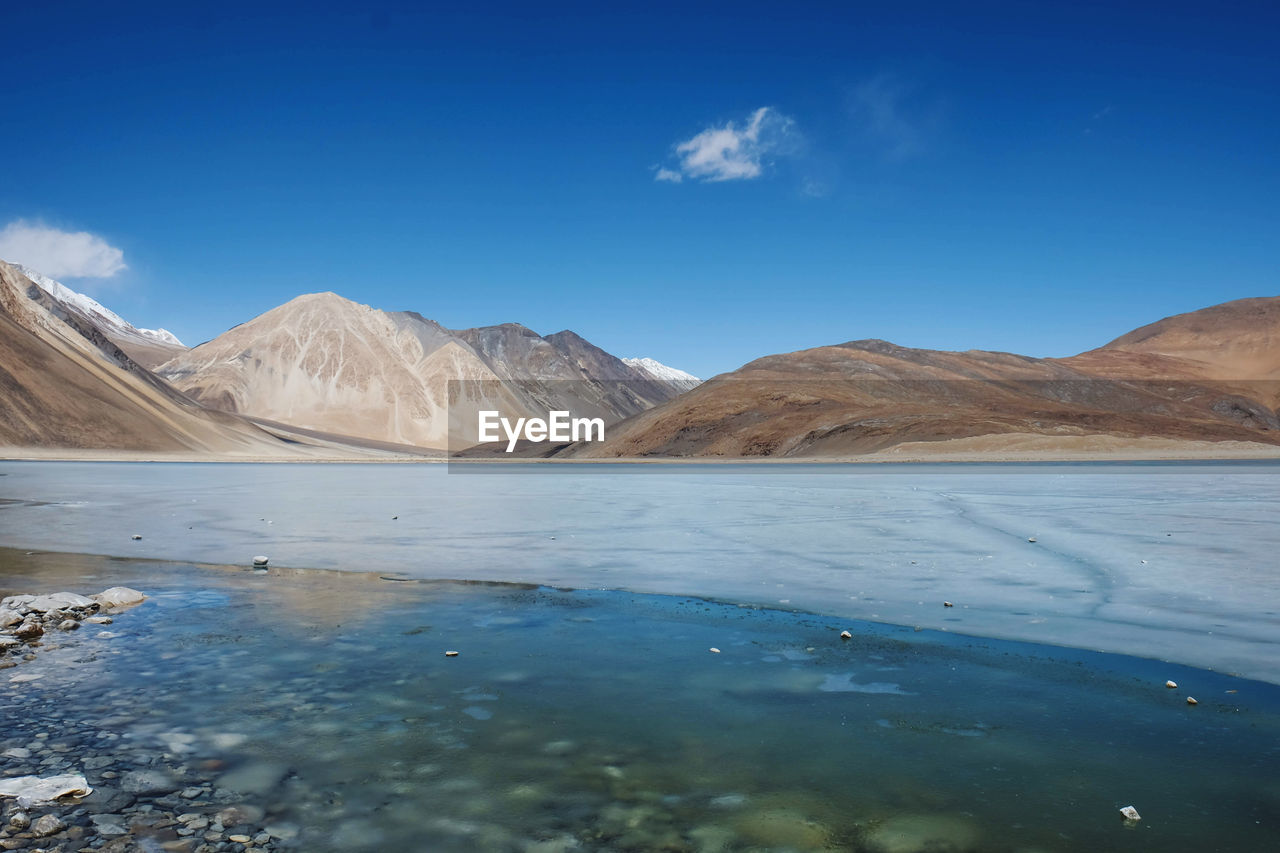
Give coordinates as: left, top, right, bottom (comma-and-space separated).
943, 601, 953, 607
445, 650, 459, 657
1165, 680, 1177, 688
31, 813, 67, 837
252, 556, 269, 567
1119, 805, 1141, 821
1186, 696, 1198, 705
839, 630, 852, 639
131, 534, 142, 540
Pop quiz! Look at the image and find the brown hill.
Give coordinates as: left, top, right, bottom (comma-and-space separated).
570, 298, 1280, 459
0, 261, 297, 453
1097, 296, 1280, 378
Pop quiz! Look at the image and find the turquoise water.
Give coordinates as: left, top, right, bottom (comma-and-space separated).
3, 548, 1276, 852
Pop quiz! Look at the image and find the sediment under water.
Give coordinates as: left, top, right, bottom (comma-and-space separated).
1, 548, 1277, 852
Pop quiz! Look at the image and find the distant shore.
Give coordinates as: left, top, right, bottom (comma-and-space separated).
4, 433, 1280, 464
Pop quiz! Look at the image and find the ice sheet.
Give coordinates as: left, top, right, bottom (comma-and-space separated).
1, 461, 1278, 682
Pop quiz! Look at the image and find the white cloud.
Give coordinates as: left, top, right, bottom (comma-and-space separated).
659, 107, 797, 183
0, 220, 127, 279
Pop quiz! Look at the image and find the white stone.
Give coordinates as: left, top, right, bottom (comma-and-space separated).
93, 587, 146, 608
0, 773, 92, 807
25, 594, 86, 614
1119, 805, 1141, 821
253, 556, 270, 567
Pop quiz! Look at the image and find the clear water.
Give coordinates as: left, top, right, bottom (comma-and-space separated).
2, 461, 1279, 682
2, 548, 1276, 852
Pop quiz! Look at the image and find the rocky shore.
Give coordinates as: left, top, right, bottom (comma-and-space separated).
0, 587, 282, 852
1, 589, 145, 668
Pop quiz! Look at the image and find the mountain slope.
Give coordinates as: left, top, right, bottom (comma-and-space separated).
570, 299, 1280, 458
0, 261, 294, 453
15, 265, 188, 369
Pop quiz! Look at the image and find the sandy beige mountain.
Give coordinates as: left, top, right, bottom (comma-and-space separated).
158, 293, 499, 448
570, 297, 1280, 459
159, 293, 688, 450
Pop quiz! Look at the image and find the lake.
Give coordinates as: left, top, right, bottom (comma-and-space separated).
1, 461, 1278, 851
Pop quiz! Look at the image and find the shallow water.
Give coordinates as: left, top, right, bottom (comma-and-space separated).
2, 549, 1278, 852
2, 461, 1279, 681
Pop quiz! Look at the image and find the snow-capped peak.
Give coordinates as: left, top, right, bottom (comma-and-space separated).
15, 264, 184, 347
623, 357, 701, 384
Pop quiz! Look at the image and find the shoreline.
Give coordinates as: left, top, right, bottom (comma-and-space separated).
5, 439, 1280, 465
5, 430, 1280, 464
4, 545, 1277, 688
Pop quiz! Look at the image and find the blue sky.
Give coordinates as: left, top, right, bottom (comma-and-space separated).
1, 0, 1276, 379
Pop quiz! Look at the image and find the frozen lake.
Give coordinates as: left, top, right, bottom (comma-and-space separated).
2, 461, 1278, 682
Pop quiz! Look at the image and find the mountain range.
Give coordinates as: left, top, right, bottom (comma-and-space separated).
1, 257, 1277, 460
0, 261, 697, 455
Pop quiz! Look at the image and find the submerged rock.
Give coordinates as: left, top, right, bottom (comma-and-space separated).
216, 761, 289, 795
0, 773, 92, 807
120, 768, 179, 795
30, 812, 67, 837
734, 808, 831, 849
864, 814, 980, 853
1119, 805, 1141, 821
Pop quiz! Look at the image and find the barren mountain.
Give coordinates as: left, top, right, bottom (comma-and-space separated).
1098, 296, 1280, 376
158, 293, 689, 449
14, 264, 188, 369
0, 261, 298, 454
570, 298, 1280, 459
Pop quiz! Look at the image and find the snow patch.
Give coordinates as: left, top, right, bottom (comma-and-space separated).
15, 264, 184, 346
623, 356, 700, 384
